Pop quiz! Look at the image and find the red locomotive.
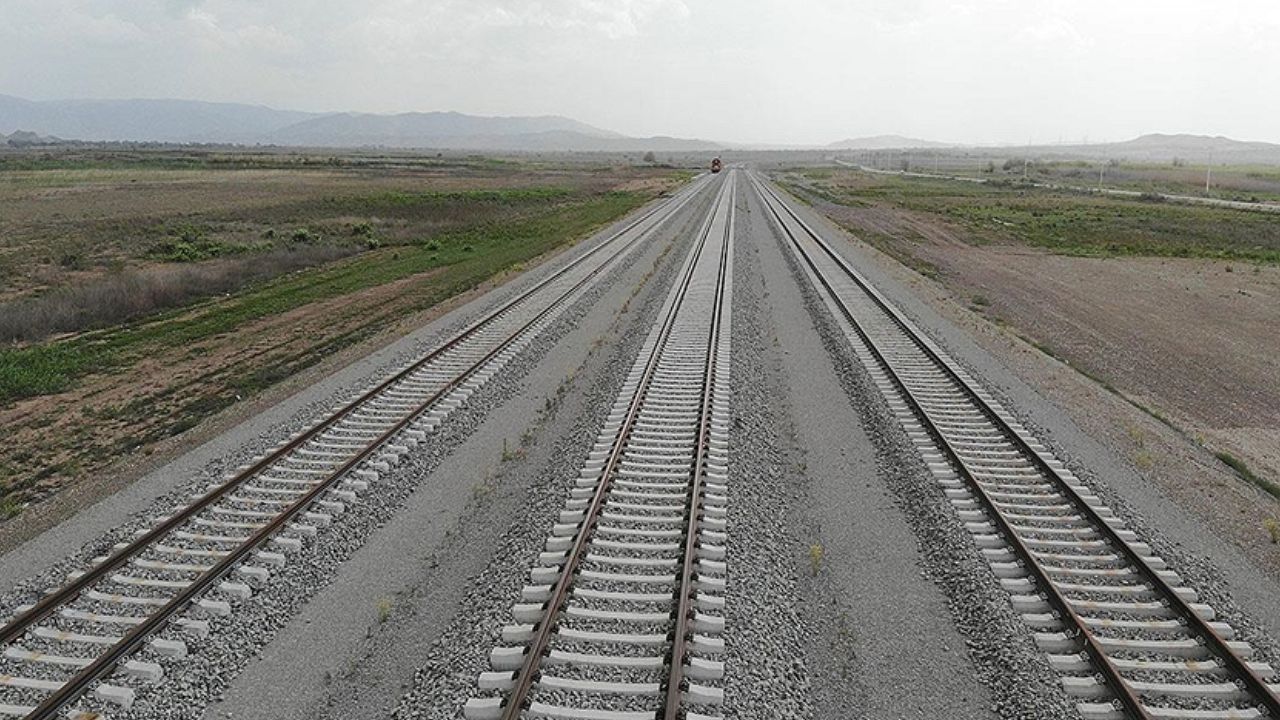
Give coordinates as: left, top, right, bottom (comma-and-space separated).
710, 157, 722, 173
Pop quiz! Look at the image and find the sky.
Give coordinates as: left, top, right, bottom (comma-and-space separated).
1, 0, 1278, 146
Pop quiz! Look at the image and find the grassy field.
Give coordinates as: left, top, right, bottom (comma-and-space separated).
0, 149, 687, 518
788, 169, 1280, 264
842, 154, 1280, 203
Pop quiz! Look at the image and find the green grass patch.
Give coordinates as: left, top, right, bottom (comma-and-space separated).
0, 343, 108, 400
0, 494, 23, 519
801, 171, 1280, 264
1214, 451, 1280, 499
147, 224, 265, 262
346, 187, 571, 208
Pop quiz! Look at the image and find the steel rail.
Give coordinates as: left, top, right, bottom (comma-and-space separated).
662, 171, 734, 719
498, 173, 732, 720
751, 172, 1280, 719
7, 176, 709, 720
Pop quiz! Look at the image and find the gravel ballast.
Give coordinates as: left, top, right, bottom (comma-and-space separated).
360, 189, 714, 720
740, 185, 1001, 719
719, 188, 814, 719
751, 181, 1077, 718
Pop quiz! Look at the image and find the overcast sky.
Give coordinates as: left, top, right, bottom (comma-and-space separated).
2, 0, 1278, 145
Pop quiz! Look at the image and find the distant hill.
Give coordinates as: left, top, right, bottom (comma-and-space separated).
0, 94, 720, 151
828, 135, 950, 150
0, 94, 315, 144
1090, 134, 1280, 163
3, 130, 63, 147
268, 111, 621, 147
1029, 134, 1280, 164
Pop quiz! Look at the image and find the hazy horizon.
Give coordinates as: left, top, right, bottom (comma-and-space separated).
3, 1, 1278, 146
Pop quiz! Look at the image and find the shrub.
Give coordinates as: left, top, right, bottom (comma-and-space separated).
0, 245, 359, 343
808, 544, 824, 575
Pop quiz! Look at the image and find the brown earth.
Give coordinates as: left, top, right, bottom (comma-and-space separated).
791, 189, 1280, 574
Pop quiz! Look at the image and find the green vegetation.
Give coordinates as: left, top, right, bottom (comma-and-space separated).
801, 171, 1280, 264
1, 185, 629, 344
147, 224, 264, 262
1214, 450, 1280, 499
0, 150, 521, 175
339, 187, 571, 209
0, 344, 96, 401
376, 597, 393, 624
0, 495, 23, 520
0, 190, 644, 404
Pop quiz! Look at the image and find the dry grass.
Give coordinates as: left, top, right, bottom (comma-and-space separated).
808, 543, 825, 575
0, 245, 357, 343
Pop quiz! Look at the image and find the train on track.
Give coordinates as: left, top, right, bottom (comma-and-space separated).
711, 156, 722, 173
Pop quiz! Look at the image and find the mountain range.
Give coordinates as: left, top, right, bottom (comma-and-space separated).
827, 135, 948, 150
1035, 134, 1280, 164
0, 94, 720, 151
827, 132, 1280, 164
4, 94, 1279, 161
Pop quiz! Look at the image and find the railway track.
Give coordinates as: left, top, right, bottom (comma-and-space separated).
464, 170, 736, 720
750, 172, 1280, 720
0, 175, 712, 720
